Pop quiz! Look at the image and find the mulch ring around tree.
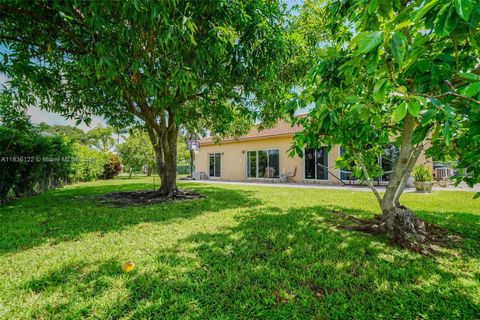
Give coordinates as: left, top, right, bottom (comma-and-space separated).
98, 189, 203, 207
331, 210, 462, 255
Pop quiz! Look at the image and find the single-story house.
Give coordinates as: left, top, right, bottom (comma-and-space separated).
194, 119, 431, 185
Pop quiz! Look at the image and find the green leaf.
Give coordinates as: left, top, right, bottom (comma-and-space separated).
414, 0, 440, 21
412, 124, 433, 144
373, 78, 387, 102
368, 0, 378, 14
330, 111, 339, 124
373, 78, 387, 94
394, 20, 411, 30
408, 100, 421, 116
392, 102, 408, 122
391, 32, 407, 65
458, 72, 480, 82
455, 0, 473, 21
358, 108, 370, 122
356, 32, 384, 54
412, 95, 427, 106
416, 60, 431, 72
349, 31, 369, 49
421, 109, 438, 125
461, 82, 480, 97
444, 120, 451, 145
435, 4, 458, 37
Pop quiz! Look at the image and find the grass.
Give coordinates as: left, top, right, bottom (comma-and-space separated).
0, 177, 479, 319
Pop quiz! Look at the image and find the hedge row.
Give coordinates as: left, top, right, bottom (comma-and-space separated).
0, 126, 121, 203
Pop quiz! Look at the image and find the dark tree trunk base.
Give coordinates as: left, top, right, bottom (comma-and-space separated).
98, 189, 202, 207
335, 207, 456, 255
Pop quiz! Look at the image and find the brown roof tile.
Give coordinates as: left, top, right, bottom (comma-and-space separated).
200, 118, 303, 145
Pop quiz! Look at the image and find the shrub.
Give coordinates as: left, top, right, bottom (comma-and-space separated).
102, 153, 122, 179
0, 126, 75, 202
412, 165, 433, 182
69, 143, 107, 182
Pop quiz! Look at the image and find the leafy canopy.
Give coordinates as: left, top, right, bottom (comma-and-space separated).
86, 126, 115, 152
289, 0, 480, 188
0, 0, 292, 137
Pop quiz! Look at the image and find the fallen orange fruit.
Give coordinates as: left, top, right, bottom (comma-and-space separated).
121, 261, 135, 273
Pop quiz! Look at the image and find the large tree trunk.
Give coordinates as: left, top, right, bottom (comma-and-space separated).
379, 206, 428, 250
157, 139, 178, 196
352, 115, 432, 252
378, 115, 429, 251
147, 116, 179, 197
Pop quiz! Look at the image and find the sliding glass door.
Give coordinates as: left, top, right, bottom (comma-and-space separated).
380, 144, 399, 182
208, 153, 221, 177
304, 147, 328, 180
338, 145, 399, 183
246, 149, 279, 178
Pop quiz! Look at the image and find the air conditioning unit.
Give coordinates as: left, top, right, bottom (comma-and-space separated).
435, 167, 452, 180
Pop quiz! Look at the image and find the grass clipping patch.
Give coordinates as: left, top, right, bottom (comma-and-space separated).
98, 189, 202, 206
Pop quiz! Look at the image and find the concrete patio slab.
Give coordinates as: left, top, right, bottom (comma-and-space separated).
187, 179, 480, 193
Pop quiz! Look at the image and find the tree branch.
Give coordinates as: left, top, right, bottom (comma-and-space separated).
417, 92, 480, 106
352, 149, 383, 207
394, 142, 424, 205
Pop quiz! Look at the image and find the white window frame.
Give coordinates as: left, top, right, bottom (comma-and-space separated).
303, 147, 329, 181
245, 148, 280, 179
208, 153, 221, 178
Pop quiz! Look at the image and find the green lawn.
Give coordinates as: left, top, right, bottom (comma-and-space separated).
0, 177, 479, 319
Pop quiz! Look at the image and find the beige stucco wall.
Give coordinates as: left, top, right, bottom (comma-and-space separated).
194, 134, 342, 184
194, 134, 432, 184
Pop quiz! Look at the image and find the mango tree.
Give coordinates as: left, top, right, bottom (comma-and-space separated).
289, 0, 480, 251
0, 0, 291, 197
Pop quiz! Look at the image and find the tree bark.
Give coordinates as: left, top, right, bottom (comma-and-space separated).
146, 118, 178, 197
374, 115, 430, 251
352, 150, 382, 207
381, 114, 416, 212
394, 143, 424, 206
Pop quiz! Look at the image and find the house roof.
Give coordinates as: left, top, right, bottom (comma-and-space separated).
200, 118, 303, 145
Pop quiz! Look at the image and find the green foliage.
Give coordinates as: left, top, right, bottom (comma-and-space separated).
289, 0, 480, 195
0, 93, 32, 131
177, 135, 191, 165
0, 126, 75, 202
412, 165, 433, 182
86, 126, 115, 152
0, 179, 478, 318
69, 144, 107, 182
176, 164, 191, 175
117, 129, 154, 176
0, 0, 293, 191
38, 123, 89, 145
102, 153, 122, 180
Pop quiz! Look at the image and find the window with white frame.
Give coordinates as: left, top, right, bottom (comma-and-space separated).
246, 149, 279, 178
208, 153, 221, 177
304, 147, 328, 180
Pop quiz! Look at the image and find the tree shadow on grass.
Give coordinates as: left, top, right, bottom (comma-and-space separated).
0, 183, 261, 255
20, 258, 122, 319
112, 205, 479, 319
